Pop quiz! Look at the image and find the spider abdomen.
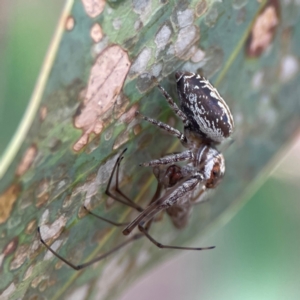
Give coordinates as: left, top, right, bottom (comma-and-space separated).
176, 72, 234, 143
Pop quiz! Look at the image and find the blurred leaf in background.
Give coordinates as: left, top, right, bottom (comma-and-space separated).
0, 1, 64, 155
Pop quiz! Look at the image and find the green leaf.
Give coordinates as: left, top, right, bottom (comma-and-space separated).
1, 0, 300, 299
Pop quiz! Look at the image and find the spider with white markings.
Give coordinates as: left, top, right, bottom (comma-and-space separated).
38, 71, 234, 270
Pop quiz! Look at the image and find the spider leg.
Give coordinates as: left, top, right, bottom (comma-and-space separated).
37, 227, 143, 270
123, 176, 201, 235
105, 149, 144, 212
83, 206, 130, 226
133, 177, 214, 251
136, 111, 187, 145
137, 223, 214, 251
155, 82, 189, 126
140, 150, 193, 167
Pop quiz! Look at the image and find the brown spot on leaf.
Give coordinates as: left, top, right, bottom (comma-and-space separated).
78, 206, 89, 219
39, 105, 47, 122
25, 219, 37, 235
31, 275, 49, 288
113, 94, 130, 119
38, 279, 48, 292
3, 237, 18, 256
246, 1, 280, 57
119, 104, 139, 124
91, 23, 103, 43
133, 124, 142, 135
0, 184, 21, 224
81, 0, 105, 18
195, 0, 208, 17
35, 179, 50, 208
55, 260, 64, 270
65, 16, 75, 31
16, 144, 37, 176
113, 129, 130, 150
73, 45, 131, 151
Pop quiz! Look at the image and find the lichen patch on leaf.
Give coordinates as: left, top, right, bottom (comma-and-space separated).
280, 55, 299, 82
10, 244, 30, 270
16, 144, 37, 176
73, 45, 131, 151
246, 1, 280, 57
39, 214, 67, 242
81, 0, 105, 18
132, 0, 152, 21
129, 47, 152, 78
0, 184, 21, 224
175, 9, 194, 28
175, 26, 200, 59
44, 240, 64, 260
0, 283, 16, 299
191, 48, 205, 63
155, 23, 173, 54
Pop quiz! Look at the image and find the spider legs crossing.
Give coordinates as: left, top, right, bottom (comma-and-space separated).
38, 150, 214, 270
105, 148, 144, 212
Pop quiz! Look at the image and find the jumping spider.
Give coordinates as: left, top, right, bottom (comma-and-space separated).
38, 71, 234, 270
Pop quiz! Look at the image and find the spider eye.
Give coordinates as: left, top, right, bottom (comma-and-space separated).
212, 170, 218, 176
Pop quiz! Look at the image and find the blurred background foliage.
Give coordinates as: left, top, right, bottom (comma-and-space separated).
0, 1, 300, 300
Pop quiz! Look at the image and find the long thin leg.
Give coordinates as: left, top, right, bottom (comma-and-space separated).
136, 111, 187, 145
37, 227, 143, 270
114, 156, 143, 211
140, 150, 193, 167
105, 149, 144, 212
154, 81, 189, 126
83, 206, 130, 226
138, 223, 214, 250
